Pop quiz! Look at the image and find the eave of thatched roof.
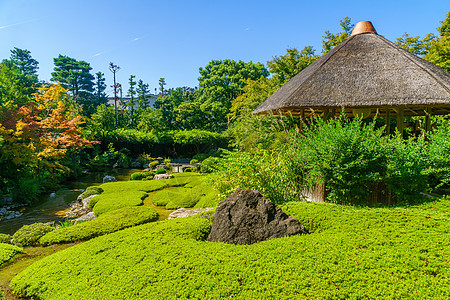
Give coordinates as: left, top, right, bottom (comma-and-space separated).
253, 30, 450, 117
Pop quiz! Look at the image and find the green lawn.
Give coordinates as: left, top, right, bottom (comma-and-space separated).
10, 196, 450, 299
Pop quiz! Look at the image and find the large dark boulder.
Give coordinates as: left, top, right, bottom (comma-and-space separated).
207, 189, 308, 245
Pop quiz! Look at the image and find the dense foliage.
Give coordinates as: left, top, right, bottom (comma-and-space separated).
39, 206, 159, 246
12, 223, 54, 247
0, 243, 22, 267
10, 197, 450, 299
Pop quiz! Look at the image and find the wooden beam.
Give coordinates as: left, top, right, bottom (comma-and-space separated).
323, 108, 330, 122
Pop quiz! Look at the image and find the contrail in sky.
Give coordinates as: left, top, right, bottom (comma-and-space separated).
90, 35, 147, 58
0, 18, 40, 29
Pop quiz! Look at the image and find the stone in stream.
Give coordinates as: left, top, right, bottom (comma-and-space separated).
103, 176, 117, 183
207, 188, 308, 245
65, 194, 97, 219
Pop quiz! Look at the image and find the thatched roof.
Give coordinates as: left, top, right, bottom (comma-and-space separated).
253, 22, 450, 117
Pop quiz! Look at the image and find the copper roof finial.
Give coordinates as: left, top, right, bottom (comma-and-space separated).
351, 21, 377, 36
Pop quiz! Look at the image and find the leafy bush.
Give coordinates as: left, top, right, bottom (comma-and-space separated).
192, 153, 210, 162
155, 168, 167, 175
200, 156, 220, 173
40, 206, 159, 246
148, 160, 159, 169
190, 159, 199, 165
0, 233, 12, 244
0, 243, 22, 267
11, 197, 450, 299
130, 171, 155, 181
183, 168, 193, 172
152, 178, 218, 209
426, 117, 450, 189
81, 186, 103, 199
12, 223, 55, 247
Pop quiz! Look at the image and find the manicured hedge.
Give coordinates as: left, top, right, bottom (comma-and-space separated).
39, 206, 159, 246
151, 176, 219, 209
91, 173, 206, 216
11, 196, 450, 299
12, 223, 55, 247
0, 243, 22, 267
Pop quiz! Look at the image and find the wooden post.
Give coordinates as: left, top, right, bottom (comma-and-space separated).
396, 108, 404, 135
385, 109, 391, 135
424, 108, 432, 132
299, 108, 305, 133
323, 108, 329, 122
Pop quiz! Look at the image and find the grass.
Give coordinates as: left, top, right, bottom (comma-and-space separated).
9, 196, 450, 299
39, 206, 159, 246
91, 173, 206, 216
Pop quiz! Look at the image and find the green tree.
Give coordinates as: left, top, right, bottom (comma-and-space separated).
322, 17, 354, 53
267, 46, 319, 84
0, 61, 34, 107
174, 101, 205, 130
9, 47, 39, 82
51, 55, 95, 105
136, 79, 150, 112
137, 108, 165, 132
86, 104, 116, 137
94, 72, 107, 106
197, 59, 269, 131
127, 75, 137, 116
395, 33, 436, 56
425, 11, 450, 72
158, 78, 166, 95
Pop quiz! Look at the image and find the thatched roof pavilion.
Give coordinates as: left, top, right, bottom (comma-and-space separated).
253, 21, 450, 131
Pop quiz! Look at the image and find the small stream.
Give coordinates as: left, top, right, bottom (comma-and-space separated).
0, 169, 141, 235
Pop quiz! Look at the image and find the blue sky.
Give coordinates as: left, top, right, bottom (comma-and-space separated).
0, 0, 448, 96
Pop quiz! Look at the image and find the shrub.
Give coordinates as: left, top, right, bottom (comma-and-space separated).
156, 168, 167, 175
0, 243, 22, 267
0, 233, 12, 244
199, 156, 220, 173
148, 161, 159, 169
13, 223, 55, 247
192, 153, 209, 162
183, 168, 193, 172
81, 186, 103, 199
40, 206, 159, 246
189, 159, 199, 165
130, 171, 155, 181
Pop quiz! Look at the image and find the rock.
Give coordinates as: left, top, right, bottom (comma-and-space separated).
103, 176, 117, 183
0, 196, 13, 205
5, 211, 22, 220
65, 194, 97, 219
153, 174, 174, 180
168, 207, 214, 219
131, 161, 143, 168
74, 212, 97, 224
207, 189, 308, 245
155, 164, 169, 170
49, 192, 56, 198
0, 208, 7, 215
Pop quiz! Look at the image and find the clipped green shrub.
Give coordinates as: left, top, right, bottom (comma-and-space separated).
130, 171, 155, 181
190, 159, 199, 165
91, 174, 205, 216
0, 243, 22, 267
156, 168, 167, 175
81, 186, 103, 199
183, 168, 193, 172
40, 206, 159, 246
13, 223, 55, 247
10, 197, 450, 299
148, 160, 159, 169
0, 233, 12, 244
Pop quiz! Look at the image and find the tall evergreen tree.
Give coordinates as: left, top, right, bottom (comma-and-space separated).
136, 79, 150, 112
94, 72, 107, 106
51, 55, 94, 98
10, 48, 39, 77
127, 75, 137, 115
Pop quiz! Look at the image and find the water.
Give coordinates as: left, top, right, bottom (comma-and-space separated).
0, 169, 140, 235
